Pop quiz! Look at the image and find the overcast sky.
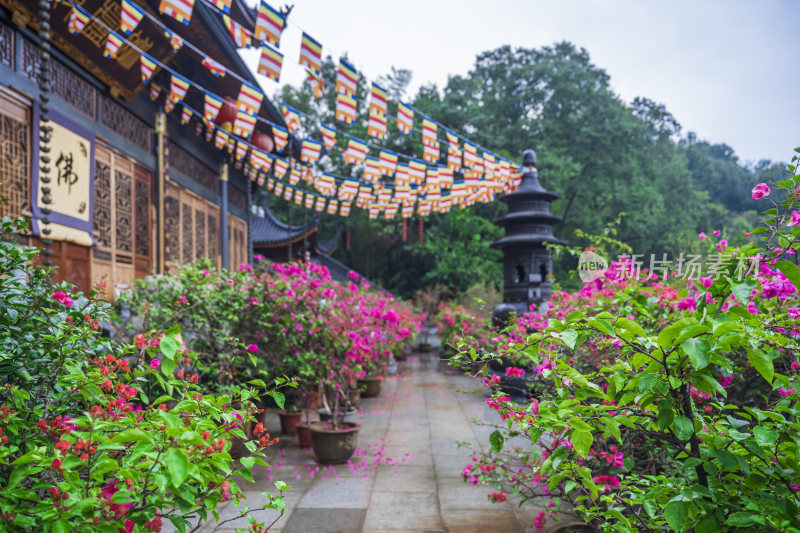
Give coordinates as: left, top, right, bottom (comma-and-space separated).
240, 0, 800, 166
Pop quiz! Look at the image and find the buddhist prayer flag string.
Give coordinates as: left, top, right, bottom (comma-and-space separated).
67, 5, 90, 35
119, 0, 145, 36
335, 93, 357, 124
282, 105, 301, 133
140, 54, 157, 83
236, 82, 264, 116
169, 73, 190, 104
298, 32, 323, 73
305, 68, 325, 98
396, 102, 414, 135
202, 56, 226, 77
103, 31, 124, 59
255, 1, 285, 47
320, 123, 337, 151
158, 0, 196, 26
257, 44, 283, 82
203, 93, 223, 124
212, 0, 231, 14
336, 59, 358, 96
223, 14, 252, 48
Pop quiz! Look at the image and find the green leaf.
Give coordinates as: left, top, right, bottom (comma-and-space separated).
7, 465, 31, 490
569, 418, 593, 433
776, 260, 800, 290
240, 456, 256, 471
570, 429, 592, 459
274, 480, 289, 491
615, 318, 646, 339
53, 520, 69, 533
695, 514, 720, 533
163, 447, 189, 485
602, 416, 621, 444
160, 334, 181, 360
753, 425, 779, 446
730, 277, 757, 303
112, 429, 152, 443
726, 512, 755, 526
747, 348, 773, 384
553, 329, 578, 350
657, 401, 674, 430
489, 430, 504, 453
672, 416, 694, 441
269, 391, 285, 410
680, 338, 711, 370
664, 500, 688, 532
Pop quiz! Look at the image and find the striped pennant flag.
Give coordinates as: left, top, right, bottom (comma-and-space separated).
273, 157, 290, 179
299, 32, 323, 73
204, 93, 223, 124
235, 141, 249, 162
327, 199, 339, 215
340, 202, 352, 217
140, 54, 157, 83
396, 102, 414, 135
249, 147, 273, 172
195, 122, 203, 136
315, 196, 326, 212
423, 141, 439, 164
379, 150, 398, 176
483, 152, 496, 179
363, 157, 382, 182
447, 145, 462, 171
164, 28, 183, 51
272, 125, 289, 153
255, 1, 285, 47
367, 110, 387, 140
149, 85, 160, 101
337, 179, 359, 201
445, 129, 459, 149
257, 44, 283, 82
300, 139, 322, 164
158, 0, 195, 26
120, 0, 145, 36
369, 82, 388, 116
343, 137, 367, 165
288, 167, 301, 185
103, 31, 124, 59
306, 68, 325, 98
214, 129, 229, 150
236, 82, 263, 115
395, 163, 409, 186
335, 93, 357, 124
212, 0, 232, 14
304, 193, 315, 209
202, 56, 226, 77
67, 5, 90, 35
169, 73, 190, 104
273, 183, 283, 197
336, 59, 358, 96
315, 173, 336, 196
421, 117, 437, 146
282, 105, 301, 133
223, 14, 252, 48
180, 105, 192, 125
293, 188, 303, 205
320, 123, 337, 151
233, 110, 256, 139
463, 141, 478, 168
267, 178, 275, 191
401, 203, 414, 219
408, 159, 426, 184
438, 165, 453, 189
283, 186, 293, 202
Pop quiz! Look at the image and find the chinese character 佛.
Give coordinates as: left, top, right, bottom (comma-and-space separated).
56, 151, 78, 194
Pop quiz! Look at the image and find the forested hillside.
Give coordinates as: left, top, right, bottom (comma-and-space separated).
267, 41, 782, 298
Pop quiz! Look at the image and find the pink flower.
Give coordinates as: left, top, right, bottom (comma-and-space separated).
699, 277, 713, 289
778, 386, 795, 397
752, 182, 771, 200
51, 290, 74, 308
713, 230, 721, 236
698, 232, 707, 241
747, 302, 759, 314
247, 344, 258, 353
505, 367, 525, 378
791, 361, 799, 371
534, 511, 547, 530
149, 359, 161, 370
202, 268, 210, 276
347, 271, 360, 282
789, 211, 800, 226
254, 254, 265, 261
716, 239, 728, 251
226, 279, 234, 285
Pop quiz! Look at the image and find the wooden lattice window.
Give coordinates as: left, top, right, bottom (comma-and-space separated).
228, 215, 247, 269
194, 208, 205, 259
0, 90, 31, 224
115, 170, 132, 253
181, 201, 193, 264
0, 22, 13, 69
207, 213, 218, 263
164, 195, 180, 263
165, 182, 220, 270
134, 178, 151, 258
93, 160, 112, 249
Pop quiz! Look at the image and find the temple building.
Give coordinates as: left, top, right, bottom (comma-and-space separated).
0, 0, 291, 293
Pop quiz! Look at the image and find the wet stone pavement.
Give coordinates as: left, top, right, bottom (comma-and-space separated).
201, 351, 548, 533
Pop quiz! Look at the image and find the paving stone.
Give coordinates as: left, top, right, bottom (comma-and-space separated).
362, 491, 442, 531
373, 465, 437, 493
297, 470, 375, 508
441, 508, 524, 533
437, 476, 512, 511
281, 508, 367, 533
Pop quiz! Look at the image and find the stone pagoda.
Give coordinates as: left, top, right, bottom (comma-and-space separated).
491, 149, 566, 325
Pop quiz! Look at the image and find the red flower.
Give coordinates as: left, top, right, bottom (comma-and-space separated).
101, 379, 113, 392
50, 458, 62, 470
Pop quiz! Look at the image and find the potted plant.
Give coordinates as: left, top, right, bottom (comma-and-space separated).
277, 403, 303, 435
310, 380, 360, 464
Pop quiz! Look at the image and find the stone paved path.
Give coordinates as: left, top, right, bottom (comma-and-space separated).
204, 350, 546, 532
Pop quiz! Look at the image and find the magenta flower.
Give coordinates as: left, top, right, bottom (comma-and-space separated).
751, 182, 771, 200
788, 307, 800, 320
247, 344, 258, 353
51, 290, 74, 308
202, 268, 210, 276
713, 230, 721, 236
226, 279, 235, 285
789, 211, 800, 226
698, 232, 707, 241
149, 359, 161, 370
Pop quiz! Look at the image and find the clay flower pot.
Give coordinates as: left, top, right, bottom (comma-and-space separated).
278, 410, 303, 435
296, 422, 313, 448
309, 421, 359, 464
317, 407, 357, 423
358, 378, 382, 398
348, 388, 361, 408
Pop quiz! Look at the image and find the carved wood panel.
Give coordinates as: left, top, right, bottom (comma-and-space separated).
114, 169, 132, 253
195, 207, 205, 259
0, 21, 13, 68
0, 90, 30, 226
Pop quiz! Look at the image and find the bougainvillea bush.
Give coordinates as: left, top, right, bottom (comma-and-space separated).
121, 259, 423, 424
0, 214, 287, 532
452, 154, 800, 531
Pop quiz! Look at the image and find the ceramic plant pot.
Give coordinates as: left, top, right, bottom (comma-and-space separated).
309, 421, 359, 464
358, 378, 382, 398
348, 388, 361, 408
278, 410, 303, 435
296, 422, 313, 448
317, 407, 357, 423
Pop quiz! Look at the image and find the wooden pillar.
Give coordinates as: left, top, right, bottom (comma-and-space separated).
219, 162, 229, 270
155, 111, 166, 274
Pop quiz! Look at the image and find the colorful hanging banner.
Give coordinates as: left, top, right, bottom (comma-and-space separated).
272, 125, 289, 152
140, 54, 157, 83
396, 102, 414, 135
335, 93, 357, 124
203, 93, 223, 124
445, 129, 459, 148
306, 68, 325, 98
212, 0, 232, 14
423, 141, 439, 164
67, 5, 90, 35
421, 117, 438, 146
149, 85, 160, 101
233, 110, 256, 139
180, 105, 192, 125
367, 110, 387, 140
168, 73, 190, 104
463, 141, 477, 168
343, 137, 367, 165
301, 139, 322, 164
255, 1, 285, 47
158, 0, 195, 26
299, 32, 323, 73
223, 14, 252, 48
202, 56, 226, 77
320, 123, 337, 151
336, 59, 358, 96
103, 31, 124, 59
257, 44, 283, 82
120, 0, 145, 36
379, 150, 398, 176
164, 28, 184, 51
447, 145, 462, 172
273, 157, 289, 179
236, 83, 264, 115
282, 105, 301, 133
369, 82, 388, 116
